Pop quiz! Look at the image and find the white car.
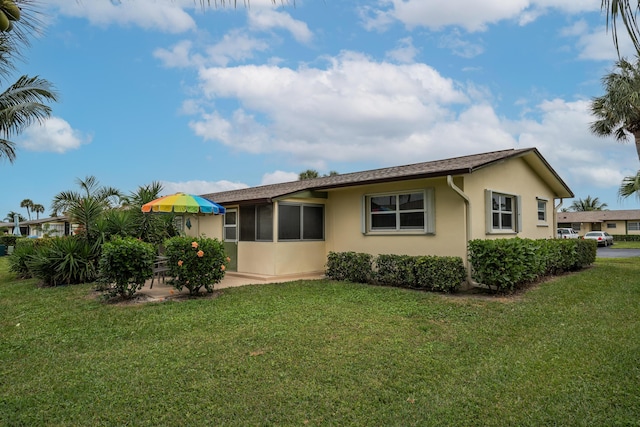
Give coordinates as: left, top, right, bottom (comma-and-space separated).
557, 228, 579, 239
583, 231, 614, 247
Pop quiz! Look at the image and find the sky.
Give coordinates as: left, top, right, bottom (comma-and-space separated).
2, 0, 640, 220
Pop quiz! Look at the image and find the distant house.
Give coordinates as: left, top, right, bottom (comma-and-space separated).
557, 210, 640, 236
178, 148, 573, 282
8, 216, 72, 238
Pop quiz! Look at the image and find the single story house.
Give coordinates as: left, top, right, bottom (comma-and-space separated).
557, 210, 640, 236
2, 216, 71, 238
179, 148, 573, 282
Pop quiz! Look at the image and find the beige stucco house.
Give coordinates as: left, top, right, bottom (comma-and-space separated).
557, 210, 640, 236
180, 148, 573, 280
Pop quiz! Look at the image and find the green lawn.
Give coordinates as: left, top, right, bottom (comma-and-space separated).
1, 257, 639, 426
610, 240, 640, 249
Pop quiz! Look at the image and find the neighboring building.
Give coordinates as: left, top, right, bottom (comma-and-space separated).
9, 216, 72, 238
557, 210, 640, 236
179, 148, 573, 282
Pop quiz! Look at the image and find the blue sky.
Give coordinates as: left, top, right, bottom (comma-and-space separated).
2, 0, 640, 219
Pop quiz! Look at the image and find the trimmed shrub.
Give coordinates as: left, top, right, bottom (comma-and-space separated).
326, 251, 373, 283
98, 236, 155, 298
327, 252, 465, 293
468, 238, 596, 293
611, 234, 640, 242
374, 254, 415, 287
414, 256, 466, 293
165, 236, 228, 295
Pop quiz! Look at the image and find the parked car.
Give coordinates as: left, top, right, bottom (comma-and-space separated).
557, 228, 579, 239
583, 231, 614, 247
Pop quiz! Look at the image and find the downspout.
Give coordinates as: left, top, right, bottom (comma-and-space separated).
554, 199, 563, 233
446, 175, 482, 288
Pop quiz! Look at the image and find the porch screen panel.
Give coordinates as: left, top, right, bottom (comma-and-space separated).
278, 205, 301, 240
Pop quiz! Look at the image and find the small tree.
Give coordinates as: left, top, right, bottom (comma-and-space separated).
98, 236, 155, 298
165, 236, 228, 296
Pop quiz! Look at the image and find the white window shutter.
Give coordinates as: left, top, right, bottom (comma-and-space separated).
516, 195, 522, 232
426, 187, 435, 233
485, 189, 493, 234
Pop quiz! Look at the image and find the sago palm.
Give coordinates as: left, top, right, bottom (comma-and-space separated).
590, 57, 640, 162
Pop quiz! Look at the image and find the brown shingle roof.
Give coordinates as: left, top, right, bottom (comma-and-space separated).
202, 148, 573, 204
557, 210, 640, 223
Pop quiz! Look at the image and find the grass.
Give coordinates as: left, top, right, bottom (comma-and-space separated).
1, 257, 639, 426
610, 240, 640, 249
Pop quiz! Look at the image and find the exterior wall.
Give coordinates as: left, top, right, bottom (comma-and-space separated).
462, 157, 557, 241
238, 242, 277, 275
191, 214, 224, 240
603, 220, 624, 234
326, 177, 467, 259
274, 241, 326, 275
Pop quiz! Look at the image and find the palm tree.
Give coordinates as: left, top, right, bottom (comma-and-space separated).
299, 169, 320, 180
602, 0, 640, 55
51, 176, 123, 243
3, 211, 25, 222
19, 198, 32, 220
31, 203, 45, 219
569, 196, 609, 212
0, 3, 58, 163
618, 170, 640, 200
590, 57, 640, 162
122, 181, 178, 244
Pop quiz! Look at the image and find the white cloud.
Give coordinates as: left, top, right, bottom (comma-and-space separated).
561, 21, 637, 61
438, 30, 484, 58
160, 179, 248, 196
510, 98, 637, 190
48, 0, 197, 33
385, 37, 419, 63
189, 51, 474, 166
361, 0, 599, 33
261, 170, 298, 185
248, 8, 313, 44
19, 117, 91, 153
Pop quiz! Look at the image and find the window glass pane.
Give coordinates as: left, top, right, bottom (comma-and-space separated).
370, 195, 396, 212
502, 196, 512, 212
400, 212, 424, 229
492, 212, 500, 228
224, 211, 236, 226
501, 213, 512, 229
399, 193, 424, 210
630, 222, 640, 231
224, 227, 236, 241
256, 204, 273, 240
278, 205, 301, 240
492, 195, 500, 211
303, 206, 324, 239
239, 206, 255, 241
371, 213, 396, 229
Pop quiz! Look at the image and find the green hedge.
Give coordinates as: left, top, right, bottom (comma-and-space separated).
0, 235, 18, 246
326, 252, 465, 293
612, 234, 640, 242
468, 238, 596, 293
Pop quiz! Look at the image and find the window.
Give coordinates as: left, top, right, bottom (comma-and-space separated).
537, 198, 547, 222
486, 190, 521, 233
224, 210, 237, 241
606, 223, 617, 229
239, 204, 273, 241
278, 203, 324, 241
364, 189, 434, 233
629, 221, 640, 231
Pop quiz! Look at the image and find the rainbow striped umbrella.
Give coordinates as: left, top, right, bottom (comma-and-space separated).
141, 193, 226, 214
